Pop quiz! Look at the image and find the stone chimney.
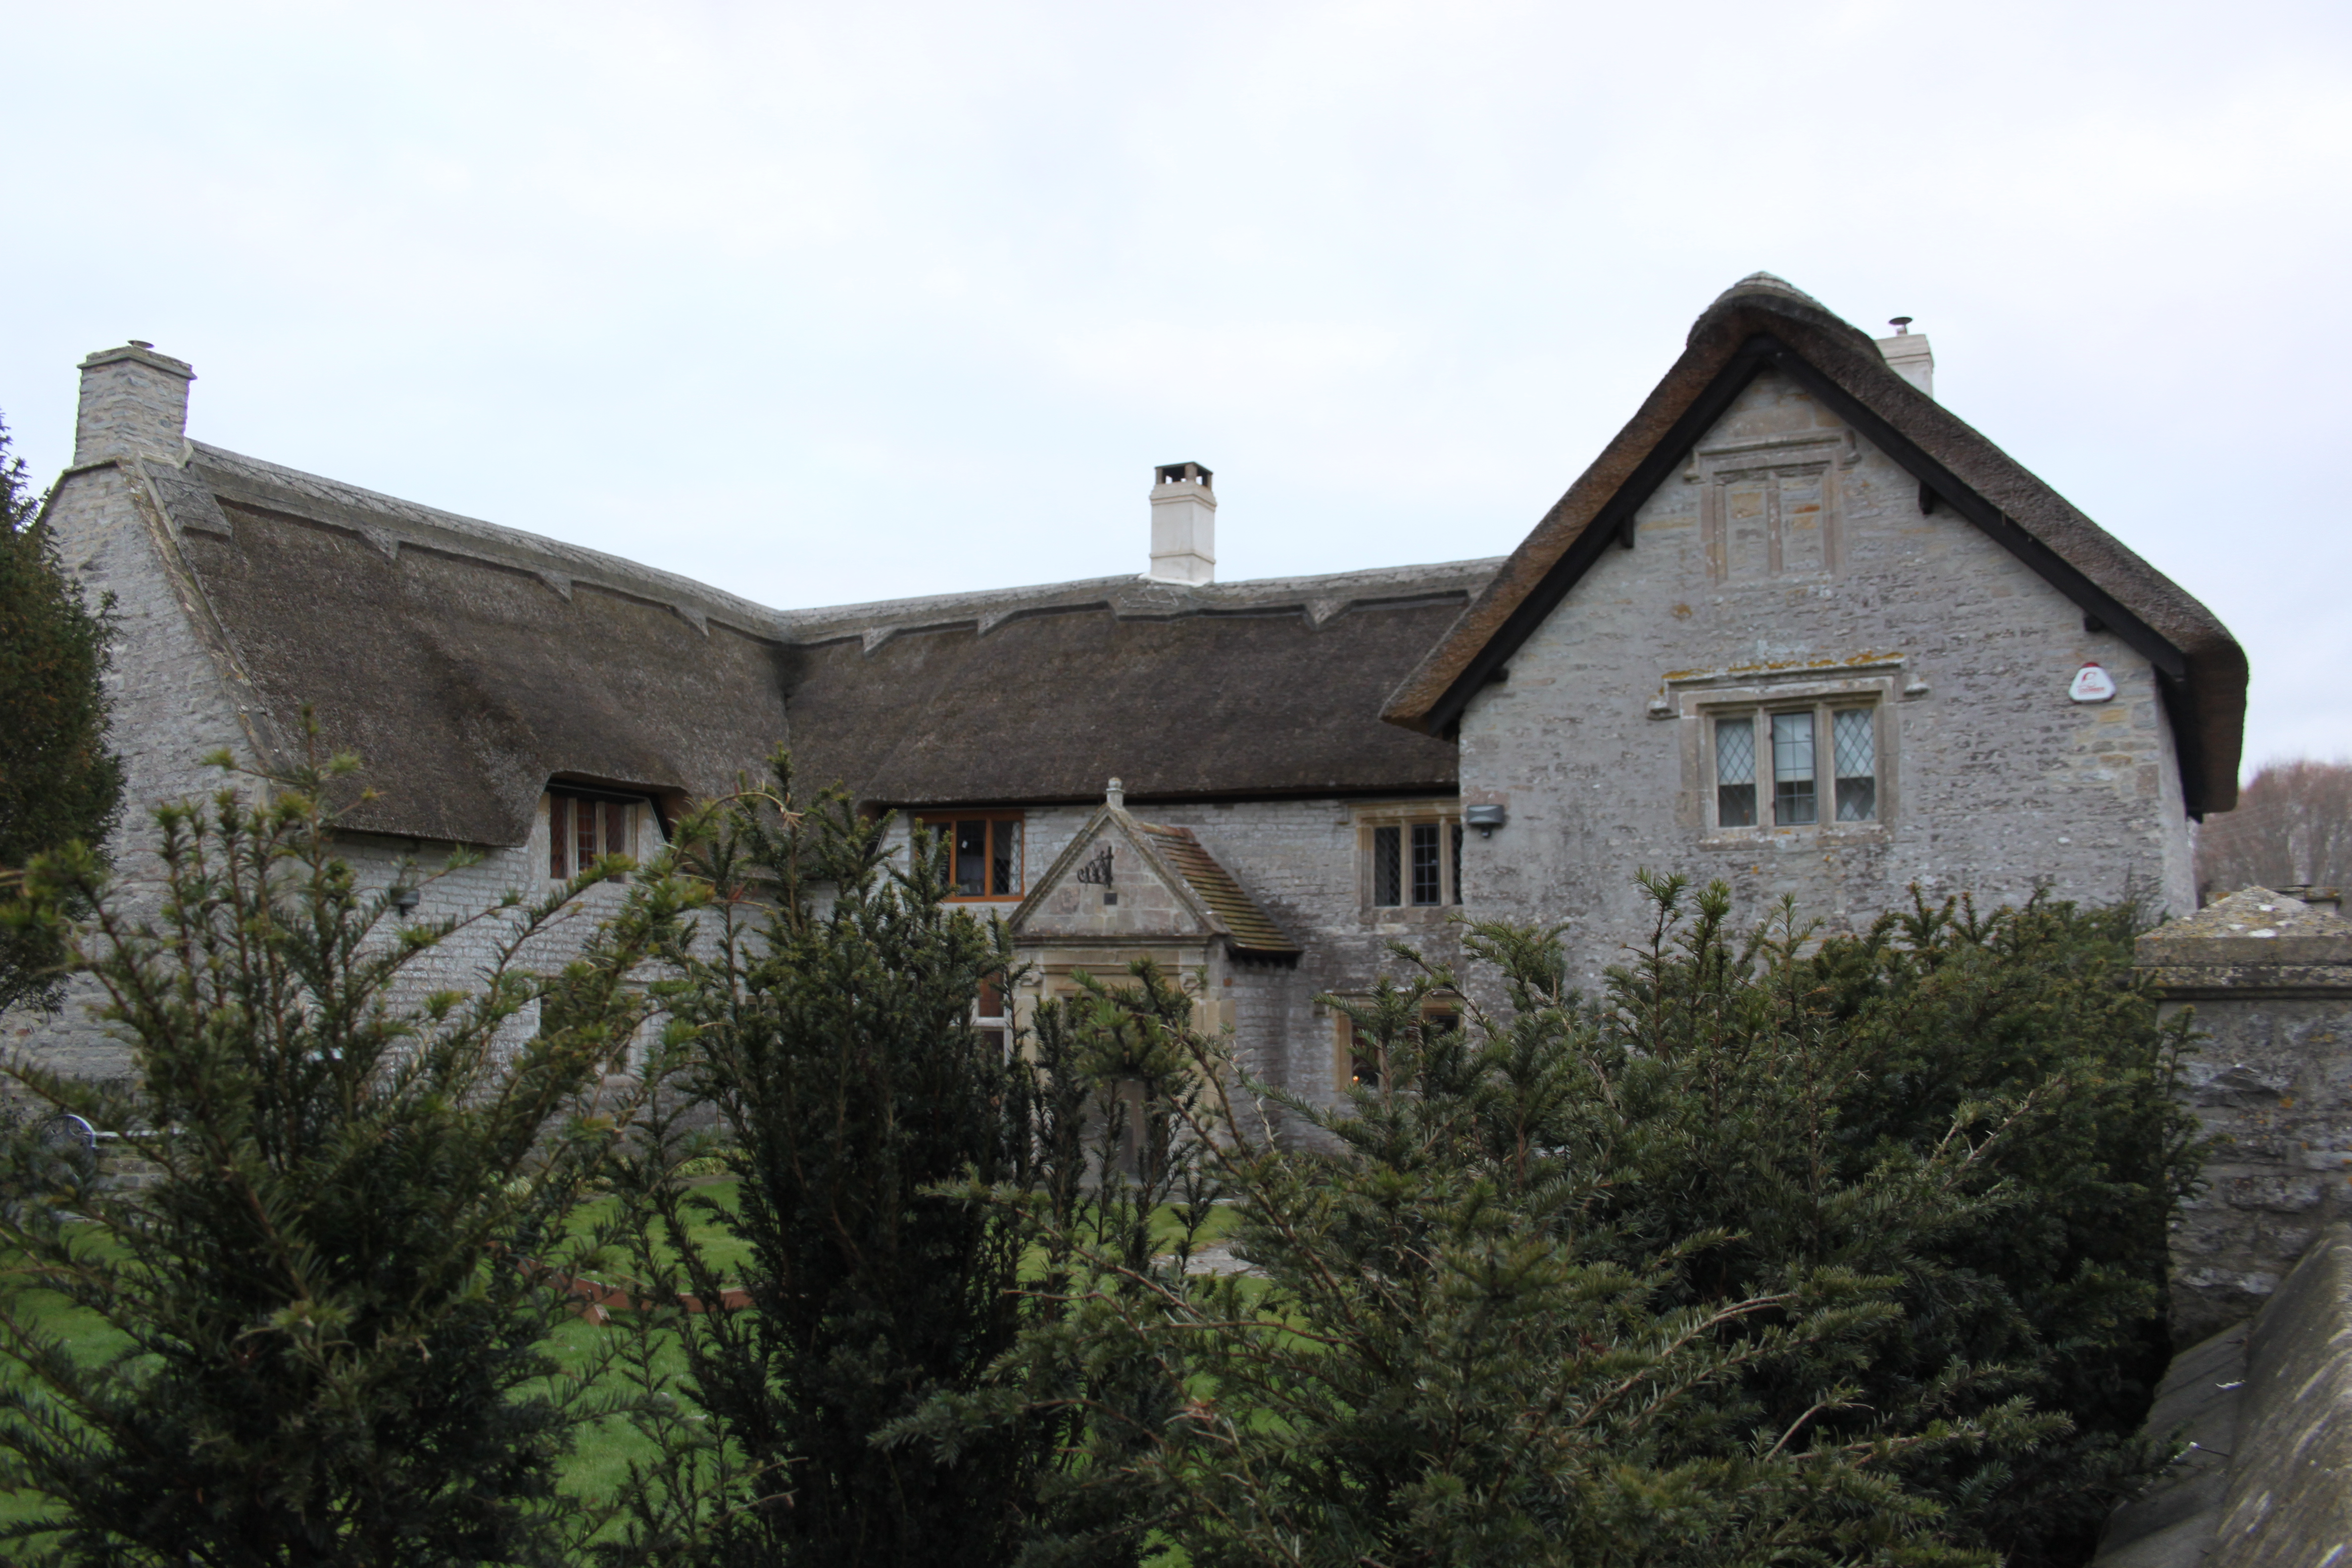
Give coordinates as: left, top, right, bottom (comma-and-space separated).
75, 342, 194, 465
1148, 462, 1216, 585
1874, 317, 1934, 399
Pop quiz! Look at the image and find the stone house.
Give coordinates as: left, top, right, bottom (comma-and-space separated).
13, 275, 2247, 1134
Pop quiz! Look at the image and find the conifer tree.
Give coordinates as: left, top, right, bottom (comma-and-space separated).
601, 759, 1130, 1568
0, 743, 691, 1567
0, 413, 124, 1013
911, 876, 2199, 1567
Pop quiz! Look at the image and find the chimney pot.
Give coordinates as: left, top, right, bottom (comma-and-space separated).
1874, 322, 1934, 400
75, 342, 195, 465
1147, 461, 1216, 584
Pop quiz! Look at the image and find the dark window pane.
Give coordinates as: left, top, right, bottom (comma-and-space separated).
977, 977, 1003, 1019
992, 818, 1022, 896
953, 821, 987, 897
579, 798, 600, 871
1715, 718, 1757, 827
607, 801, 628, 856
1772, 712, 1817, 826
1451, 822, 1464, 904
1410, 822, 1441, 905
549, 795, 569, 879
1372, 826, 1401, 906
1837, 777, 1877, 821
1716, 717, 1756, 783
1424, 1010, 1459, 1037
1348, 1023, 1380, 1088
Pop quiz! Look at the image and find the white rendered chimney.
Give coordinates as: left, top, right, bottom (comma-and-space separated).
75, 342, 195, 465
1874, 317, 1934, 399
1148, 462, 1216, 584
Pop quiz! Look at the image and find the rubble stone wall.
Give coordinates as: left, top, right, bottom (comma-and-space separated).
1457, 369, 2195, 990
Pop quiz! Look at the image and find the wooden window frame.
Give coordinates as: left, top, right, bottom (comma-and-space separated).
914, 810, 1027, 902
547, 788, 645, 882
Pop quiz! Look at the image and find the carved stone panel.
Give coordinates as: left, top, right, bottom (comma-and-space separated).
1692, 429, 1856, 584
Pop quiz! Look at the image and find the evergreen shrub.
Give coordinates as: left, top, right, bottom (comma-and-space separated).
0, 744, 689, 1567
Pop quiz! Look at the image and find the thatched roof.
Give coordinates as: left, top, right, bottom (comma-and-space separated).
144, 443, 793, 845
130, 441, 1495, 844
1381, 273, 2248, 814
779, 563, 1493, 809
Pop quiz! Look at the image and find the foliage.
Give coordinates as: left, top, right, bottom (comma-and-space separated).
2196, 757, 2352, 898
0, 738, 691, 1568
912, 876, 2199, 1568
599, 757, 1133, 1567
883, 956, 1228, 1568
0, 412, 125, 1013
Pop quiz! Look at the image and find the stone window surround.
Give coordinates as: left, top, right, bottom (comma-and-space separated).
1350, 800, 1465, 916
1666, 666, 1902, 848
1685, 427, 1862, 584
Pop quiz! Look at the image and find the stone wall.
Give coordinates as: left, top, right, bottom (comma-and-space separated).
3, 456, 274, 1077
1, 452, 666, 1074
2138, 887, 2352, 1347
2092, 1225, 2352, 1568
882, 794, 1465, 1141
1456, 368, 2195, 989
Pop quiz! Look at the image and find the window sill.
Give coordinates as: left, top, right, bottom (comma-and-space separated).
1699, 822, 1891, 850
1362, 905, 1464, 924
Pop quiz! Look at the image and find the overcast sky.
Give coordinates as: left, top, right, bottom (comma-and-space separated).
3, 0, 2347, 778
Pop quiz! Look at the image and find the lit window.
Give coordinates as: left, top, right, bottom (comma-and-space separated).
917, 813, 1024, 900
1334, 996, 1463, 1092
1708, 705, 1879, 831
547, 789, 639, 880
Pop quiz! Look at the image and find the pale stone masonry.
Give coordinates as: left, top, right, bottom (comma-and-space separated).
8, 274, 2247, 1146
1456, 364, 2195, 986
2137, 886, 2352, 1346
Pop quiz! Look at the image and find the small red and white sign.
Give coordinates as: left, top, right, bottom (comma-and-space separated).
2069, 663, 2117, 703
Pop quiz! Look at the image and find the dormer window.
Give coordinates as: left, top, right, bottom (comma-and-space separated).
916, 812, 1025, 901
548, 788, 641, 879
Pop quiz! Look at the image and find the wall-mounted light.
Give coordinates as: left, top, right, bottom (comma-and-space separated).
1465, 804, 1507, 839
390, 885, 421, 915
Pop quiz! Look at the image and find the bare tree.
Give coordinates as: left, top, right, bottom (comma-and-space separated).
2197, 759, 2352, 899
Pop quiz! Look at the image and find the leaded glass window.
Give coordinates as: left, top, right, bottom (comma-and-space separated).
1716, 717, 1757, 827
1833, 709, 1876, 821
1772, 711, 1817, 826
1366, 812, 1464, 907
1410, 822, 1442, 906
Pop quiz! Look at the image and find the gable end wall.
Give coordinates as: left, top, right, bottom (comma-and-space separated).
1458, 371, 2194, 985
